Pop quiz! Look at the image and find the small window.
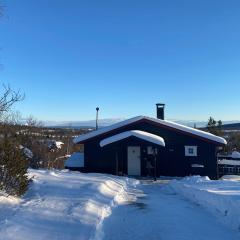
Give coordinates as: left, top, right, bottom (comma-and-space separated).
185, 146, 198, 157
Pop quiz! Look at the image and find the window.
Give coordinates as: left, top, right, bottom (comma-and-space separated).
185, 146, 198, 157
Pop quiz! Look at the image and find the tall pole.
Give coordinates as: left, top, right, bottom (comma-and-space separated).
67, 123, 71, 155
154, 147, 157, 181
96, 107, 99, 130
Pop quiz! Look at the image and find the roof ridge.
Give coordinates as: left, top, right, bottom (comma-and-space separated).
73, 115, 227, 145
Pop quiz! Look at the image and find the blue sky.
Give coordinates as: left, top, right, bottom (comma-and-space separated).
0, 0, 240, 121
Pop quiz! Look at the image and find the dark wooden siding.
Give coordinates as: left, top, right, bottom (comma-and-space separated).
83, 119, 219, 179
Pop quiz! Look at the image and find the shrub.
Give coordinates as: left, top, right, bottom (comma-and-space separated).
0, 138, 30, 196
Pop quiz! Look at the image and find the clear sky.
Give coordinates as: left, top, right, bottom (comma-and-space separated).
0, 0, 240, 121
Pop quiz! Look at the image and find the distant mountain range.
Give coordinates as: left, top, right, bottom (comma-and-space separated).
43, 118, 240, 129
44, 118, 125, 128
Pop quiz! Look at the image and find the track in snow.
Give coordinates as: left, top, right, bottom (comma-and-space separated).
102, 181, 240, 240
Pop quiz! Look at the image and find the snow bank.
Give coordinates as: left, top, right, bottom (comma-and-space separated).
0, 169, 139, 240
166, 176, 240, 231
221, 175, 240, 181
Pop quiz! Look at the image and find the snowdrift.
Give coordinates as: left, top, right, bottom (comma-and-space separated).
0, 169, 139, 240
166, 176, 240, 231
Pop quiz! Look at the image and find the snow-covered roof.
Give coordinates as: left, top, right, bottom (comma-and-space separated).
73, 116, 227, 145
64, 152, 84, 168
19, 145, 34, 159
55, 141, 64, 149
218, 159, 240, 166
231, 151, 240, 159
100, 130, 165, 147
218, 151, 240, 159
23, 147, 34, 159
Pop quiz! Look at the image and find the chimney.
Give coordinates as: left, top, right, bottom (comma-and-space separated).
156, 103, 165, 120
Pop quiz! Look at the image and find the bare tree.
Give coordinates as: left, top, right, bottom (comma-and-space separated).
2, 110, 22, 125
0, 3, 30, 196
0, 85, 24, 115
26, 115, 43, 127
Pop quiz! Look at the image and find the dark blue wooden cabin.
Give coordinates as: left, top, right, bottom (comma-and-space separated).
74, 105, 226, 179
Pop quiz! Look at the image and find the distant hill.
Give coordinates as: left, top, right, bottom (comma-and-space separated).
200, 122, 240, 131
170, 120, 207, 128
43, 118, 240, 130
43, 118, 124, 129
221, 123, 240, 131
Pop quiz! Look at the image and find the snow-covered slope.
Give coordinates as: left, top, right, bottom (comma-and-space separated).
0, 169, 139, 240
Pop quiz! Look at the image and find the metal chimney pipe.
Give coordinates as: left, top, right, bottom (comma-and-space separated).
96, 107, 99, 130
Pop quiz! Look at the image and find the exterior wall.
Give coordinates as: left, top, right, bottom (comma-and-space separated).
83, 120, 219, 179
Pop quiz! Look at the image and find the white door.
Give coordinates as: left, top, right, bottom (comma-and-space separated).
127, 146, 141, 176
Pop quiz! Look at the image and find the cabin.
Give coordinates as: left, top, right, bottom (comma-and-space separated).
73, 104, 227, 179
218, 151, 240, 176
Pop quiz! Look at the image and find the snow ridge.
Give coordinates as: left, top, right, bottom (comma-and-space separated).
0, 169, 139, 240
90, 178, 139, 240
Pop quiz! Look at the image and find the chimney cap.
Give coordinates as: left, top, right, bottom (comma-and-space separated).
156, 103, 165, 107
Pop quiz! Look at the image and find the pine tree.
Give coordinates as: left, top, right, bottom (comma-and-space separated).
207, 117, 223, 136
0, 137, 30, 196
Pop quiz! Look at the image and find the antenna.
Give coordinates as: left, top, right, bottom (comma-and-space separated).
96, 107, 99, 130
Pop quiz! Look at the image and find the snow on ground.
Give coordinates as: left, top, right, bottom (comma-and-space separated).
166, 175, 240, 232
0, 169, 138, 240
221, 175, 240, 181
103, 181, 240, 240
1, 171, 240, 240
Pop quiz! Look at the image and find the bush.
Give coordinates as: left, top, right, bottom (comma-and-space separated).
0, 138, 30, 196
